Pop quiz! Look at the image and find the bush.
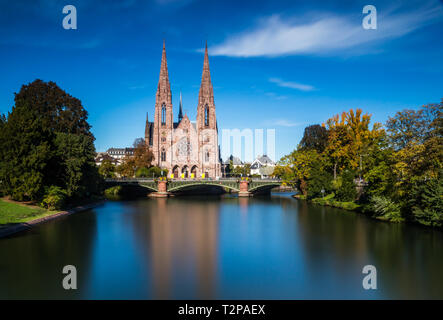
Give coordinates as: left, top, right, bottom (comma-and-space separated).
40, 186, 68, 210
147, 166, 167, 178
369, 196, 403, 222
135, 167, 150, 178
335, 170, 357, 202
104, 186, 122, 198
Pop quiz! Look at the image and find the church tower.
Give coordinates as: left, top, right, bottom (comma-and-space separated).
153, 41, 174, 167
196, 42, 220, 177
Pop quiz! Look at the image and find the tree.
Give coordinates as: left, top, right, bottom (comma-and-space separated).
299, 124, 328, 153
324, 112, 352, 179
99, 160, 116, 178
0, 79, 100, 202
335, 169, 357, 202
324, 109, 384, 180
386, 101, 442, 201
307, 160, 333, 199
132, 138, 154, 170
409, 169, 443, 227
116, 156, 136, 178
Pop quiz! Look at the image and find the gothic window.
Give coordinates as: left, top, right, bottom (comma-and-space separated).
161, 104, 166, 125
204, 105, 209, 126
161, 149, 166, 162
205, 151, 210, 162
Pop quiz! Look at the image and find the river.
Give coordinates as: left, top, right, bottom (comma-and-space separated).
1, 193, 442, 299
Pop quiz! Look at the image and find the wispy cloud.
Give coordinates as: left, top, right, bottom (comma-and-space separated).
272, 119, 305, 127
210, 1, 443, 57
269, 78, 315, 92
265, 92, 287, 100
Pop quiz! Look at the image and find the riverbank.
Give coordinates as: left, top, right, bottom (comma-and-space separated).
0, 198, 105, 238
292, 193, 361, 211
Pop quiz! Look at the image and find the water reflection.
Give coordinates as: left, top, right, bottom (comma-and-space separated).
130, 197, 219, 299
0, 211, 98, 299
0, 194, 442, 299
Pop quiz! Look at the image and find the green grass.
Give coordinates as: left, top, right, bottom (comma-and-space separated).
0, 199, 56, 225
311, 194, 361, 211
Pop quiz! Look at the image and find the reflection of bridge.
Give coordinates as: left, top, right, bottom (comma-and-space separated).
105, 178, 282, 197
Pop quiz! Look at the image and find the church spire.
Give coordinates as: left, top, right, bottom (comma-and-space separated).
198, 41, 214, 105
157, 40, 171, 102
178, 91, 183, 122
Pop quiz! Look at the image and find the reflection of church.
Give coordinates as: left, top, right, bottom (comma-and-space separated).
145, 41, 221, 178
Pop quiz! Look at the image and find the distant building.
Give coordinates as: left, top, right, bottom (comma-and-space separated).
106, 147, 134, 160
250, 155, 275, 178
221, 155, 243, 177
95, 148, 134, 166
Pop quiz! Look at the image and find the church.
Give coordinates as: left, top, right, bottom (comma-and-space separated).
144, 42, 221, 179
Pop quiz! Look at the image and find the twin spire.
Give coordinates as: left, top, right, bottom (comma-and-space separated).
199, 41, 213, 104
156, 40, 214, 120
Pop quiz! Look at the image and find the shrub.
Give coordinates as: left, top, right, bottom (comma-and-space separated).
40, 186, 68, 210
104, 186, 122, 198
370, 196, 403, 222
147, 166, 167, 178
135, 167, 150, 178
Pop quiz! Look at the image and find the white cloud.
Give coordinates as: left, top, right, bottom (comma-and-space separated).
273, 119, 305, 127
269, 78, 315, 91
209, 2, 443, 57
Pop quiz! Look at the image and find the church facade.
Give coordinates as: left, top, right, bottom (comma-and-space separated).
144, 42, 221, 178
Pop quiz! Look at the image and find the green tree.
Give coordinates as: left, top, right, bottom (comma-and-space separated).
307, 160, 333, 199
299, 124, 328, 153
99, 160, 116, 178
135, 167, 150, 178
409, 170, 443, 227
0, 79, 101, 202
335, 169, 357, 202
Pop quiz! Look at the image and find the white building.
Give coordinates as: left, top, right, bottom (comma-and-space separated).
250, 155, 275, 178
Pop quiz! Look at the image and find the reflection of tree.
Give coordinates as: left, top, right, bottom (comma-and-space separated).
0, 211, 98, 299
292, 197, 443, 299
130, 197, 220, 299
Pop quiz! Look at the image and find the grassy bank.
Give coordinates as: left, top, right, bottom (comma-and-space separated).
0, 198, 56, 225
311, 193, 361, 211
292, 193, 361, 211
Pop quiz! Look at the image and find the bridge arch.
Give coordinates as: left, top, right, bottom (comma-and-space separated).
167, 181, 240, 193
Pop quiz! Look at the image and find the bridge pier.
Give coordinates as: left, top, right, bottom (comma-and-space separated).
238, 180, 252, 197
148, 180, 171, 198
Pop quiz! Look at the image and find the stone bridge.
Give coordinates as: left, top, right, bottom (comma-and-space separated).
105, 178, 282, 197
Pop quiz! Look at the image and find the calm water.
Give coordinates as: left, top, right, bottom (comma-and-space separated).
1, 193, 442, 299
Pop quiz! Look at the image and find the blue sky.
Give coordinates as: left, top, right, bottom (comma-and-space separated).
0, 0, 442, 161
